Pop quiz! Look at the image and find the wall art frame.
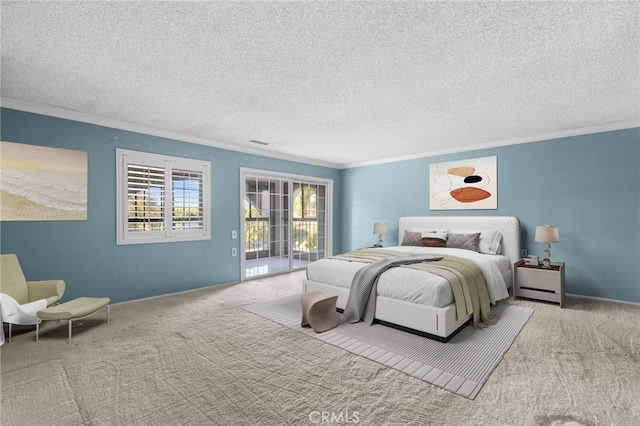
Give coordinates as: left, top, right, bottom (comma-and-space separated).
429, 156, 497, 210
0, 141, 88, 221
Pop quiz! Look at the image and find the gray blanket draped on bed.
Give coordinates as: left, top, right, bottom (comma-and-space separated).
343, 254, 443, 325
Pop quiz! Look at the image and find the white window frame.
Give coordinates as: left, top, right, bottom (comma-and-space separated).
116, 148, 211, 245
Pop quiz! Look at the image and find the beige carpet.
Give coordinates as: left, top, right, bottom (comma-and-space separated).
1, 270, 639, 425
246, 295, 533, 399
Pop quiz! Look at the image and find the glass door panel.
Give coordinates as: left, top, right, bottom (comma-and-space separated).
241, 171, 330, 279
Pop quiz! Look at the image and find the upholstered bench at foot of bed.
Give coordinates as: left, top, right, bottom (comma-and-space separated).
36, 297, 111, 343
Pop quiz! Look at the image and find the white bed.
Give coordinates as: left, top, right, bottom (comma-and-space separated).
303, 216, 521, 341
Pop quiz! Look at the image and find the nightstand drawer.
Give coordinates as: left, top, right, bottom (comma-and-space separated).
516, 287, 562, 304
517, 268, 560, 292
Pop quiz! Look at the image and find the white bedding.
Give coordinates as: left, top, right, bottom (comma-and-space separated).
305, 246, 510, 308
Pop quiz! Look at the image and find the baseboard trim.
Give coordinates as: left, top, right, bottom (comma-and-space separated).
567, 293, 640, 307
111, 279, 241, 307
111, 269, 306, 306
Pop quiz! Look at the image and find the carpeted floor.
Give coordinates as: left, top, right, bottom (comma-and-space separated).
245, 295, 534, 399
1, 270, 639, 425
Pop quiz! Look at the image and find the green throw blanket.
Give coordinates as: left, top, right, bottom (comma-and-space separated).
331, 249, 499, 329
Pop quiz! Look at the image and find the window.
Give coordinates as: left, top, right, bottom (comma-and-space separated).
116, 149, 210, 245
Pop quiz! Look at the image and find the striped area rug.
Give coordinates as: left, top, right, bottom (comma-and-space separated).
245, 295, 533, 399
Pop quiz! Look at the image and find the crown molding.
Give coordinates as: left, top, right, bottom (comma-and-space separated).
0, 98, 341, 169
2, 97, 637, 170
342, 119, 639, 168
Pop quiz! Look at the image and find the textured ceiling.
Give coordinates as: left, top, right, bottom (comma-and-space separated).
1, 1, 638, 167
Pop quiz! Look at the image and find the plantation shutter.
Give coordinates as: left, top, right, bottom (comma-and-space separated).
127, 163, 166, 232
171, 168, 204, 231
117, 149, 210, 245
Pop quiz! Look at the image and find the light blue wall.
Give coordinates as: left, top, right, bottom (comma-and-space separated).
2, 107, 638, 304
0, 108, 342, 303
341, 128, 640, 303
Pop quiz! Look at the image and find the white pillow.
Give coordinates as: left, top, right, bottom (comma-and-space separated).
409, 227, 448, 241
448, 229, 502, 254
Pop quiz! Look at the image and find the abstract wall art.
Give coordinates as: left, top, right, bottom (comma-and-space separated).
429, 156, 497, 210
0, 141, 88, 221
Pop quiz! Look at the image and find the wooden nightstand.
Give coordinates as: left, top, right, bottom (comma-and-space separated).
514, 260, 565, 307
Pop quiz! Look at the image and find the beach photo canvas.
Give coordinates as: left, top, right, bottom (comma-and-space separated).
0, 141, 88, 221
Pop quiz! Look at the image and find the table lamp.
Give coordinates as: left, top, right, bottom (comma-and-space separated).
535, 225, 559, 268
373, 222, 388, 247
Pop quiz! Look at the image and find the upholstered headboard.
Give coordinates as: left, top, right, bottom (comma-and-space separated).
398, 216, 521, 266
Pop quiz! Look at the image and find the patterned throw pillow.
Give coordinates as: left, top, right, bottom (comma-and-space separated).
448, 228, 503, 254
400, 231, 422, 246
446, 233, 481, 252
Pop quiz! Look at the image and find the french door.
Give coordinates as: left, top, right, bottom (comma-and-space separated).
240, 168, 331, 280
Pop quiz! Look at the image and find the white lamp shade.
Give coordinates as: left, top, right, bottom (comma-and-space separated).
535, 225, 559, 243
373, 222, 388, 235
